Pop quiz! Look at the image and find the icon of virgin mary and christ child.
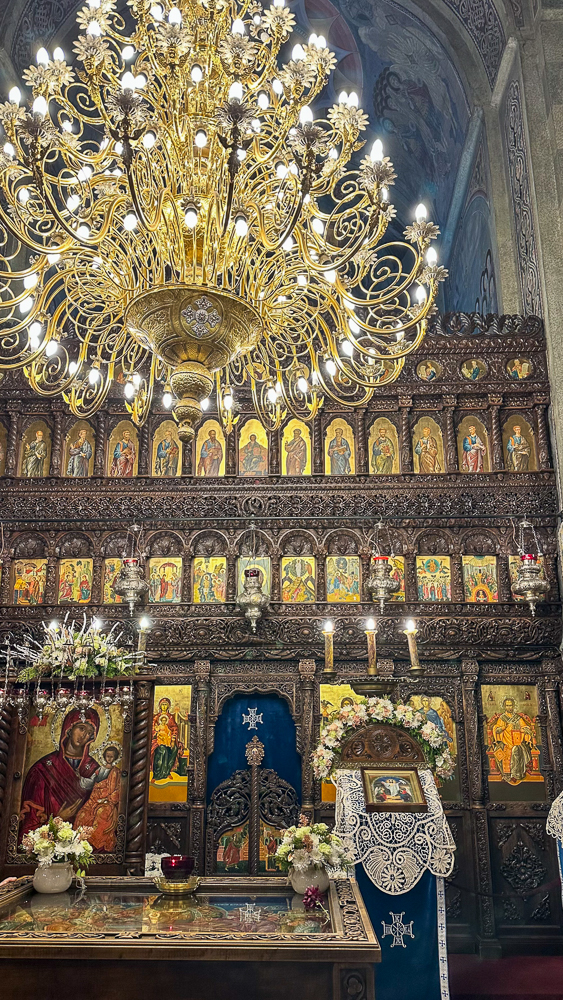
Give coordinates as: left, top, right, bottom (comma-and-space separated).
19, 709, 121, 852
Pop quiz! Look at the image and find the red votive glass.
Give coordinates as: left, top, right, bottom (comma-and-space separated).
161, 855, 195, 881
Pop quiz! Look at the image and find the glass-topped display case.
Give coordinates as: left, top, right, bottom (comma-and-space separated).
0, 875, 380, 1000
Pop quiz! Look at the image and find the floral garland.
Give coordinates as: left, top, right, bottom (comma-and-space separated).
312, 697, 456, 780
17, 620, 139, 682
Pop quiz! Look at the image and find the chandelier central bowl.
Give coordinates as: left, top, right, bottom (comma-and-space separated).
125, 284, 262, 439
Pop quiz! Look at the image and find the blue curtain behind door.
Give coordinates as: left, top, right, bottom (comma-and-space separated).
206, 692, 302, 802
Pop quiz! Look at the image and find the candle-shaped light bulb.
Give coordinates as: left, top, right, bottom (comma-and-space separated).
403, 620, 422, 674
370, 138, 383, 161
365, 618, 378, 674
404, 619, 417, 634
415, 203, 427, 223
322, 620, 334, 674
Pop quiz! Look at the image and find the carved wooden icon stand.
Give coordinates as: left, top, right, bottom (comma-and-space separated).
338, 723, 429, 813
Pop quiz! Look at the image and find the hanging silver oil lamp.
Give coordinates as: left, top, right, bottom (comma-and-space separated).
510, 518, 549, 616
366, 521, 401, 611
237, 568, 270, 632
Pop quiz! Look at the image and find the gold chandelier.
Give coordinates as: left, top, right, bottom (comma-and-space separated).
0, 0, 446, 440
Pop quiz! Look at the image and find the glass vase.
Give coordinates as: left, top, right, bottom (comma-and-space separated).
289, 864, 330, 894
33, 861, 73, 894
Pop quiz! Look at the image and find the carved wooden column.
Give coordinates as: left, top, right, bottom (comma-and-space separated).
0, 555, 12, 605
359, 547, 371, 602
138, 424, 150, 476
497, 555, 512, 603
461, 658, 499, 955
443, 396, 457, 473
299, 658, 316, 818
270, 547, 281, 603
544, 661, 563, 796
5, 404, 20, 476
190, 659, 210, 873
356, 408, 367, 474
45, 556, 58, 606
93, 409, 107, 476
404, 554, 417, 602
270, 429, 280, 475
182, 436, 193, 476
49, 404, 64, 477
488, 395, 504, 471
312, 413, 323, 474
450, 554, 464, 603
125, 678, 153, 873
534, 396, 550, 469
0, 703, 13, 827
246, 735, 264, 875
91, 556, 103, 605
398, 397, 412, 473
316, 546, 326, 602
226, 429, 237, 476
226, 550, 236, 602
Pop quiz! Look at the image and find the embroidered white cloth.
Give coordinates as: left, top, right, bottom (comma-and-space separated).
335, 768, 456, 894
546, 791, 563, 841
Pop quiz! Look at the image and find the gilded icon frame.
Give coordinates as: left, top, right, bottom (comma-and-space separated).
361, 766, 428, 813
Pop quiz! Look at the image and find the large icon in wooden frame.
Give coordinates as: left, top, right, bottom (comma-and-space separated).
362, 767, 428, 813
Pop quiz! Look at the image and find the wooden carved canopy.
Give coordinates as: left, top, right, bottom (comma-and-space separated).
338, 724, 427, 766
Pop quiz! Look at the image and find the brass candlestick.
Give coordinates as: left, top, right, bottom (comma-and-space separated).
365, 618, 378, 676
322, 621, 335, 676
403, 620, 423, 675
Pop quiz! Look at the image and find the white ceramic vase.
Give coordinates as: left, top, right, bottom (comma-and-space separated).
289, 865, 330, 894
33, 861, 73, 894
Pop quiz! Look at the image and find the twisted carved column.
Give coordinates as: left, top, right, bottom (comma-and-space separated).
0, 703, 13, 826
488, 396, 503, 471
534, 398, 550, 469
49, 404, 64, 477
93, 410, 107, 476
190, 660, 210, 873
5, 404, 20, 476
226, 552, 236, 602
404, 555, 417, 602
270, 429, 280, 475
443, 396, 457, 472
355, 408, 367, 474
138, 424, 150, 476
398, 398, 412, 473
45, 556, 58, 606
125, 679, 153, 872
312, 413, 323, 474
298, 659, 316, 818
182, 437, 193, 476
316, 546, 326, 601
91, 556, 103, 605
226, 429, 237, 476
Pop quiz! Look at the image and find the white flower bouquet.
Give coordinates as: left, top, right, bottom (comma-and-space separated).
21, 816, 94, 874
312, 696, 456, 781
275, 820, 354, 873
17, 617, 139, 682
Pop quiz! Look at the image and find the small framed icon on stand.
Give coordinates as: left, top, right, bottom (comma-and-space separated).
361, 767, 428, 813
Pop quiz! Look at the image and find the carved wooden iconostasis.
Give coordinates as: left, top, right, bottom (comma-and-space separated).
0, 314, 562, 958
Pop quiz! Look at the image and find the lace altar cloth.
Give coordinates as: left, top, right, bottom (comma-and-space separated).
547, 791, 563, 841
335, 769, 456, 894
